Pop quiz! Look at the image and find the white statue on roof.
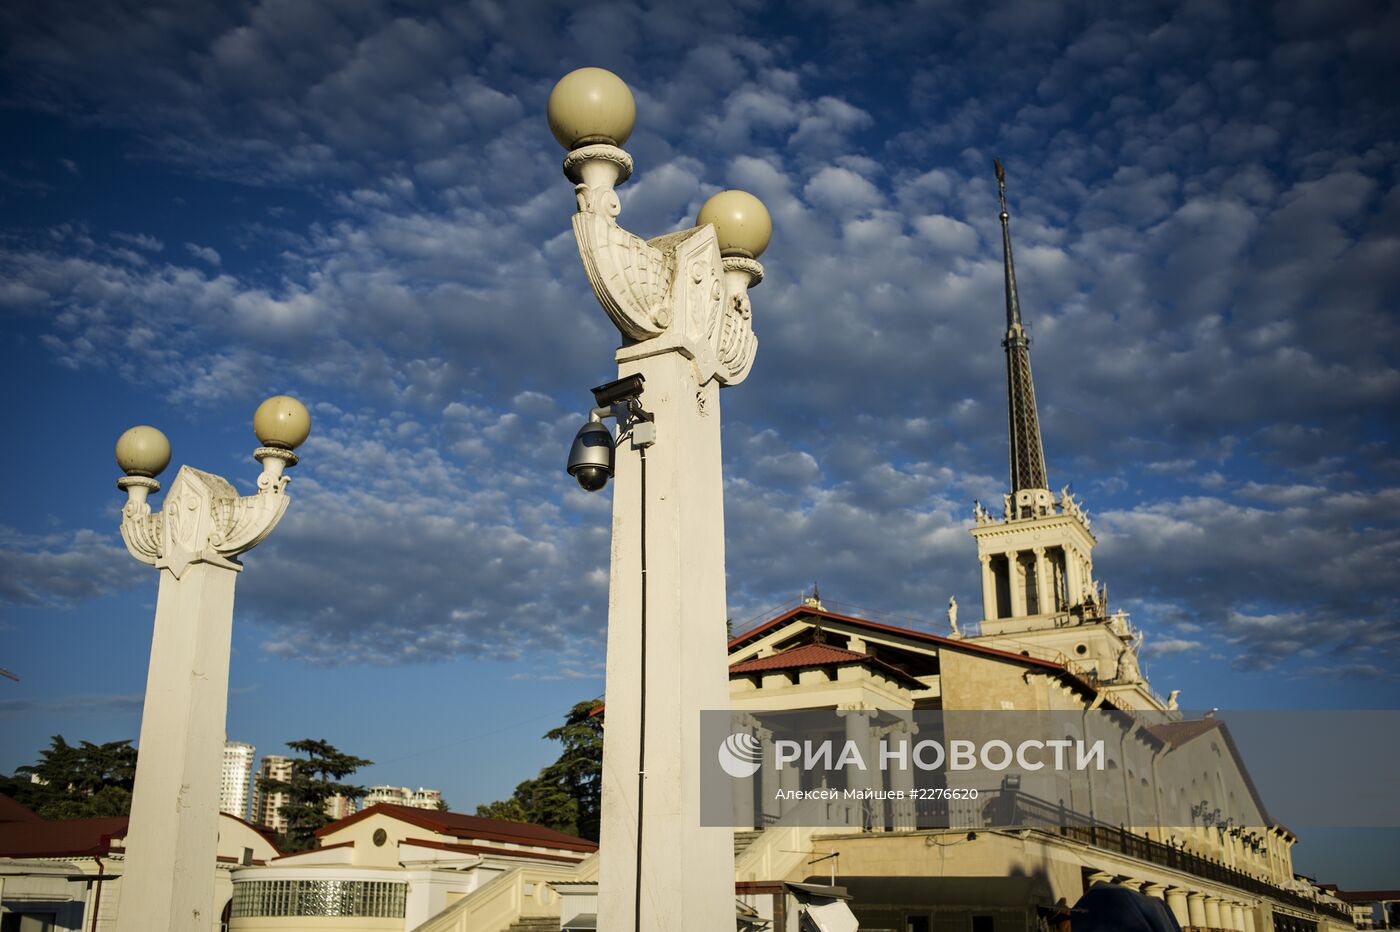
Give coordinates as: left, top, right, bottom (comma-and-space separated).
947, 596, 960, 637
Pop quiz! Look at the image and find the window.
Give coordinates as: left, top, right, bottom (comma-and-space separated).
230, 880, 407, 918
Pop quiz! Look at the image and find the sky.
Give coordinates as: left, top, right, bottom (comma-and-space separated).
1, 0, 1398, 887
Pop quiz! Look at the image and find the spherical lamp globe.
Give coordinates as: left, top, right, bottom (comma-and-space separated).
547, 67, 636, 150
697, 190, 772, 259
115, 426, 172, 478
253, 395, 311, 450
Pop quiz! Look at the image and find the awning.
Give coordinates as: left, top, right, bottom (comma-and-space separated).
801, 899, 860, 932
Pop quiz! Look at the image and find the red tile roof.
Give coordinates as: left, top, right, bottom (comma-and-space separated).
315, 803, 598, 852
731, 606, 1067, 675
0, 812, 128, 859
0, 795, 41, 823
1334, 890, 1400, 903
729, 642, 928, 690
730, 642, 866, 672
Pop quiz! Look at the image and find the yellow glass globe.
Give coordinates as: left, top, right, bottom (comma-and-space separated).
547, 67, 636, 150
253, 395, 311, 450
115, 425, 172, 478
697, 190, 772, 259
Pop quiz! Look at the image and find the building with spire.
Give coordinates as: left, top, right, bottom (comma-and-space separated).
205, 163, 1352, 932
968, 161, 1163, 713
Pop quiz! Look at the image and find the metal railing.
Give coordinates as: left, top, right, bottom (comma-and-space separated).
897, 790, 1350, 923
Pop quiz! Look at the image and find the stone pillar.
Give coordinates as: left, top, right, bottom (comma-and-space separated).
1064, 547, 1083, 606
1085, 871, 1114, 888
979, 554, 997, 621
1242, 904, 1257, 932
596, 347, 736, 930
1204, 896, 1223, 929
1229, 903, 1245, 931
1143, 883, 1168, 902
554, 74, 772, 932
119, 562, 237, 932
1165, 887, 1190, 927
1187, 892, 1207, 929
883, 718, 917, 830
840, 707, 875, 829
774, 739, 800, 821
1033, 547, 1052, 615
1008, 551, 1028, 617
730, 718, 756, 829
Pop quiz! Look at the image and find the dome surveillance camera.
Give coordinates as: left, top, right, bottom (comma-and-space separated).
567, 418, 615, 491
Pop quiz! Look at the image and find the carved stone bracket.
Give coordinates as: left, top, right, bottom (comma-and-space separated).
118, 464, 293, 578
566, 145, 762, 386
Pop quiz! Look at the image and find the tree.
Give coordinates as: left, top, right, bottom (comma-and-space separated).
475, 700, 602, 841
258, 739, 372, 851
0, 736, 137, 819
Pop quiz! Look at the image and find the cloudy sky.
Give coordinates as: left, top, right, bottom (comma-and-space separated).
2, 0, 1397, 885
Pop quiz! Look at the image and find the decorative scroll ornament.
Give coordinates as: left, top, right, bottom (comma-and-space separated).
565, 144, 762, 386
118, 463, 292, 578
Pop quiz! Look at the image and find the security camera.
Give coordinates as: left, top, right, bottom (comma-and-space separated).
566, 375, 650, 492
567, 415, 615, 491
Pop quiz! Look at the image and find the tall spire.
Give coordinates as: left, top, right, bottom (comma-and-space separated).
995, 159, 1049, 497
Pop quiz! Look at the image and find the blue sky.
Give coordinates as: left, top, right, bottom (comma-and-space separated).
2, 0, 1397, 886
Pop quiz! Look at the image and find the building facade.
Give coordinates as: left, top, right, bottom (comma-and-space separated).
252, 755, 293, 834
362, 786, 443, 811
221, 741, 256, 822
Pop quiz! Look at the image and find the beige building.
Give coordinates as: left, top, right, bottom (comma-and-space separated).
252, 754, 294, 834
227, 802, 597, 930
212, 162, 1360, 932
0, 794, 280, 930
222, 741, 256, 822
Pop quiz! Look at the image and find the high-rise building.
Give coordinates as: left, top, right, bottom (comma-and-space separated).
251, 755, 292, 833
324, 794, 357, 821
220, 741, 255, 821
362, 785, 443, 811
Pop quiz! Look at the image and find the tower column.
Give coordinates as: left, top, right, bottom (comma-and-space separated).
1164, 888, 1190, 927
1186, 892, 1207, 928
1033, 546, 1051, 615
1205, 896, 1223, 929
979, 554, 997, 622
1007, 551, 1028, 617
1065, 548, 1083, 606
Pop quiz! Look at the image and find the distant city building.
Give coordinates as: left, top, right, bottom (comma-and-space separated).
251, 755, 292, 833
220, 741, 255, 821
252, 756, 364, 831
325, 793, 357, 821
362, 785, 443, 811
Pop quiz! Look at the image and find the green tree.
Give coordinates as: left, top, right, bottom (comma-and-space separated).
1, 735, 137, 819
475, 699, 602, 841
258, 739, 372, 851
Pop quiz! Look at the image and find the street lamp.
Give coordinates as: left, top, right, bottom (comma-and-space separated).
112, 396, 309, 932
549, 66, 771, 932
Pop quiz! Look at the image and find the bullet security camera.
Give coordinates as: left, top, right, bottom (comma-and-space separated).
591, 373, 645, 408
567, 415, 615, 491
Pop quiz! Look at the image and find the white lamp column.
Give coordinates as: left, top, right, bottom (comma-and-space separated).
112, 397, 309, 932
550, 68, 772, 932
